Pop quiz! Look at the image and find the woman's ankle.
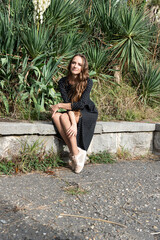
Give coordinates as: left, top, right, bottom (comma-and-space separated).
72, 148, 79, 156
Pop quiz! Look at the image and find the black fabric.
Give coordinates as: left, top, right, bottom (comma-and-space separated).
54, 77, 98, 151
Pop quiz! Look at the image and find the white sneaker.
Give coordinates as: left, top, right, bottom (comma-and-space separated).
72, 147, 86, 174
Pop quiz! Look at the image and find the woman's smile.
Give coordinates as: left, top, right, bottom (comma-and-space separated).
70, 56, 83, 75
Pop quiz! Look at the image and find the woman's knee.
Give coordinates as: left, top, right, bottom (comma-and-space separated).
60, 113, 70, 124
52, 112, 61, 123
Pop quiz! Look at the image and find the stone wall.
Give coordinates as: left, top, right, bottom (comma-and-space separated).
0, 121, 160, 159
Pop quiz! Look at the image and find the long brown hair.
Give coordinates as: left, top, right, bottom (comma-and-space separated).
67, 54, 89, 103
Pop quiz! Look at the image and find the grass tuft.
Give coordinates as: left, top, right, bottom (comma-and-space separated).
64, 185, 89, 195
88, 151, 116, 164
0, 141, 66, 175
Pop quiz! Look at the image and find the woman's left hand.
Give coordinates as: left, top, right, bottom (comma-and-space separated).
66, 124, 77, 138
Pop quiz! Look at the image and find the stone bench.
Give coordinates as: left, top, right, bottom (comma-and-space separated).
0, 121, 160, 159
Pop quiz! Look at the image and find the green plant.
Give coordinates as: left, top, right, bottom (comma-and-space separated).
0, 0, 33, 55
131, 63, 160, 104
0, 90, 9, 114
0, 161, 15, 175
0, 140, 66, 175
64, 185, 89, 195
124, 109, 141, 121
88, 151, 115, 164
16, 140, 65, 172
93, 0, 154, 72
0, 0, 160, 122
45, 0, 81, 32
84, 42, 114, 82
54, 31, 87, 60
116, 146, 131, 160
29, 57, 62, 119
20, 24, 52, 59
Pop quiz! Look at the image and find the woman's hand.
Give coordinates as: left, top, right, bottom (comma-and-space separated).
66, 124, 77, 138
50, 104, 59, 117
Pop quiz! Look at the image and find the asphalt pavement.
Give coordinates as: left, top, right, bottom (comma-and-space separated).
0, 159, 160, 240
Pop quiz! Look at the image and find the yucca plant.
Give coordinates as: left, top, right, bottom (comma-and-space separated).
0, 12, 19, 55
0, 0, 33, 55
132, 63, 160, 104
83, 42, 113, 82
20, 23, 52, 59
93, 0, 154, 73
45, 0, 82, 33
53, 31, 87, 60
78, 0, 97, 35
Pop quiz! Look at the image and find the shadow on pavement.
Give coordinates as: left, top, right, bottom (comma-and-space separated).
0, 198, 82, 240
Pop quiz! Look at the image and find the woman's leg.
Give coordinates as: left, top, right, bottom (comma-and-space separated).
52, 112, 79, 155
53, 112, 86, 173
52, 113, 72, 153
59, 113, 79, 156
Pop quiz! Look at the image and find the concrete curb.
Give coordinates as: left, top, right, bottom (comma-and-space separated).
0, 121, 160, 158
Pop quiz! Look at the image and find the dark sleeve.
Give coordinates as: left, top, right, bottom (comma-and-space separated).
58, 77, 70, 103
71, 78, 93, 111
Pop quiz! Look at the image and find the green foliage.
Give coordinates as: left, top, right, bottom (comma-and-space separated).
0, 140, 66, 175
93, 0, 153, 71
84, 42, 113, 81
0, 0, 160, 122
45, 0, 81, 32
0, 161, 15, 175
20, 24, 52, 59
147, 0, 160, 8
0, 12, 18, 54
88, 151, 115, 164
116, 146, 131, 160
54, 31, 87, 59
91, 80, 159, 122
64, 185, 89, 195
0, 90, 9, 114
131, 63, 160, 104
0, 53, 61, 119
29, 57, 62, 118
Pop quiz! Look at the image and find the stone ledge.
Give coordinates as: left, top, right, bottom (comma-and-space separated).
0, 121, 160, 158
99, 121, 157, 133
0, 121, 159, 136
0, 121, 102, 136
0, 121, 56, 136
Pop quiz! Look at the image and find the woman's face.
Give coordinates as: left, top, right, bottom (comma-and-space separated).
70, 56, 83, 76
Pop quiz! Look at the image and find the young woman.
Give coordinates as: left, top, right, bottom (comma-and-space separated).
51, 54, 98, 173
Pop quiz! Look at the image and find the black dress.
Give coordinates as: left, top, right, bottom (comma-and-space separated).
55, 76, 98, 151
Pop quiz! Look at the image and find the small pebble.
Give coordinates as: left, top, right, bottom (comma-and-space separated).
0, 220, 7, 224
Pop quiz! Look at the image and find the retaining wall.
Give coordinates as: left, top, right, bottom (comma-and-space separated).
0, 121, 160, 159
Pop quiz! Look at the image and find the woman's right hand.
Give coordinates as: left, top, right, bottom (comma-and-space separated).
50, 104, 59, 117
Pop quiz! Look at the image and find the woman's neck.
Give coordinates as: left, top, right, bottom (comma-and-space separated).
69, 74, 78, 84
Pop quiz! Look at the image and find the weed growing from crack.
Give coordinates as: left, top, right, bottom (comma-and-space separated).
0, 140, 66, 175
116, 146, 132, 160
64, 186, 89, 196
88, 151, 116, 164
